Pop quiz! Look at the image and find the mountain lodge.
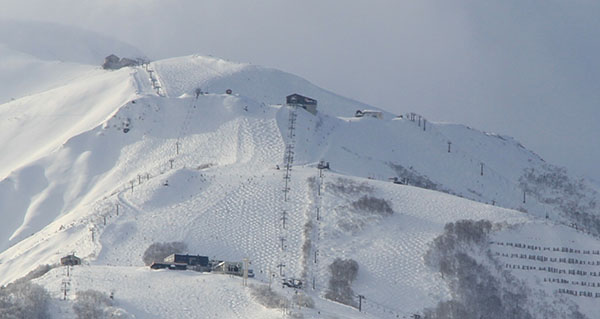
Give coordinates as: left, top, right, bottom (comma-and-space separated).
286, 94, 317, 115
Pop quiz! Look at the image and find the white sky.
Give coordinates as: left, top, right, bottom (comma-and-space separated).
2, 0, 599, 181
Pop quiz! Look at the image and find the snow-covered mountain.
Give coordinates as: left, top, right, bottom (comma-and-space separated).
0, 19, 143, 105
1, 49, 599, 318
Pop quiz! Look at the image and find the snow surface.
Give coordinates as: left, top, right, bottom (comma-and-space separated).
1, 53, 599, 318
0, 19, 144, 104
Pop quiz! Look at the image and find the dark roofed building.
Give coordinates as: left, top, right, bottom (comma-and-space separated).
286, 94, 317, 115
60, 254, 81, 266
164, 254, 209, 267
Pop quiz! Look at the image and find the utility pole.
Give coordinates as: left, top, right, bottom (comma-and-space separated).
447, 141, 452, 153
283, 185, 290, 202
130, 180, 134, 193
423, 119, 426, 131
169, 159, 174, 169
280, 237, 286, 251
316, 207, 320, 221
277, 263, 286, 276
481, 163, 484, 176
314, 249, 318, 263
116, 203, 119, 216
176, 142, 180, 155
358, 295, 365, 312
523, 191, 526, 204
281, 211, 287, 229
61, 279, 70, 301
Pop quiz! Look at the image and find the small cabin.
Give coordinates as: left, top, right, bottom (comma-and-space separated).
211, 261, 244, 276
355, 110, 383, 119
286, 94, 317, 115
60, 254, 81, 266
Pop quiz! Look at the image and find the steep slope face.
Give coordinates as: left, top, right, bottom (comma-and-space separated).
0, 67, 140, 179
0, 67, 146, 254
0, 19, 144, 104
0, 45, 94, 104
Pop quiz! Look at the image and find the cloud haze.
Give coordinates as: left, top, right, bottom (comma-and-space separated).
2, 0, 599, 181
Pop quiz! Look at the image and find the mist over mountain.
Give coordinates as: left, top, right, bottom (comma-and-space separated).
2, 0, 598, 183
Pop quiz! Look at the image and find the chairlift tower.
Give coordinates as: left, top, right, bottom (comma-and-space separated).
283, 107, 297, 202
61, 279, 71, 301
278, 105, 298, 285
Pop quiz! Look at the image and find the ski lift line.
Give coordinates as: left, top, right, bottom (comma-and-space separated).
278, 106, 300, 282
175, 99, 198, 147
402, 116, 517, 191
425, 122, 525, 199
61, 151, 220, 251
145, 63, 166, 97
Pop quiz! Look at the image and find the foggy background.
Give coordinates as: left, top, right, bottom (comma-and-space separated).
2, 0, 598, 182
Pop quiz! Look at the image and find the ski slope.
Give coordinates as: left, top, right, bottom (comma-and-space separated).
0, 54, 599, 318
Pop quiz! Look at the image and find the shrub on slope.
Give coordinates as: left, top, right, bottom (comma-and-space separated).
73, 290, 132, 319
13, 264, 58, 285
249, 284, 287, 309
423, 220, 586, 319
520, 166, 600, 236
142, 241, 187, 266
325, 258, 359, 307
0, 281, 50, 319
351, 195, 394, 216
